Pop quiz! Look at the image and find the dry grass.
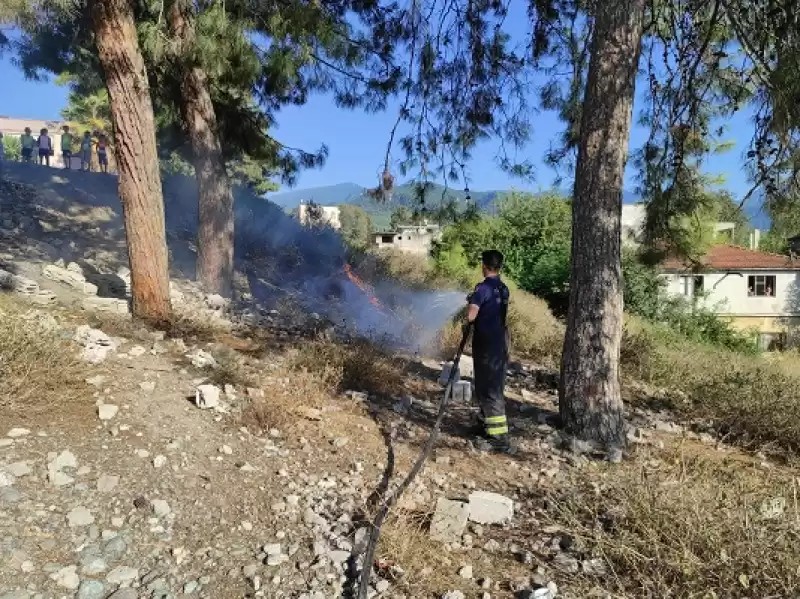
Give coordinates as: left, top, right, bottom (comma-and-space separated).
240, 366, 339, 432
622, 321, 800, 454
0, 293, 87, 413
544, 443, 800, 598
88, 310, 223, 343
437, 289, 564, 365
354, 249, 454, 291
376, 507, 480, 596
288, 339, 412, 398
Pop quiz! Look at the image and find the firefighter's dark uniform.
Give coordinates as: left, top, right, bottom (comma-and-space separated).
469, 276, 510, 440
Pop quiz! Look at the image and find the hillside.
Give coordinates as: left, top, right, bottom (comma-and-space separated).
0, 162, 797, 599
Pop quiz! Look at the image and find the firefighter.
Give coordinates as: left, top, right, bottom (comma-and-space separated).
465, 249, 514, 454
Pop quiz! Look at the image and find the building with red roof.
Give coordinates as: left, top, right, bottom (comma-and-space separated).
661, 245, 800, 349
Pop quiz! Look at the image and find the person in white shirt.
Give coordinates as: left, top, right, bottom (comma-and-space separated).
37, 128, 52, 166
0, 132, 5, 179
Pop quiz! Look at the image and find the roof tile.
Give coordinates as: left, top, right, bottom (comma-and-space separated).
662, 245, 800, 271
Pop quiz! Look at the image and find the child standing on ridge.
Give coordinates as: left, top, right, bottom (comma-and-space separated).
61, 125, 73, 169
0, 132, 5, 179
80, 131, 92, 171
96, 134, 109, 173
37, 128, 52, 166
20, 128, 34, 163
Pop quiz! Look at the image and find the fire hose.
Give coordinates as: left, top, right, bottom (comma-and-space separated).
356, 322, 473, 599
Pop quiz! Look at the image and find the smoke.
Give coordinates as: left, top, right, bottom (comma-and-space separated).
161, 177, 464, 352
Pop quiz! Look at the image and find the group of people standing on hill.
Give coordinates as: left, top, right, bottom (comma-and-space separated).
0, 125, 110, 175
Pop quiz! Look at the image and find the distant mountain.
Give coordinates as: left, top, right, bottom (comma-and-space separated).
270, 181, 514, 212
269, 182, 365, 208
269, 182, 768, 228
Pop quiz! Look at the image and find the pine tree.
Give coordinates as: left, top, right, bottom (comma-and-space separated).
165, 0, 236, 297
88, 0, 172, 323
558, 0, 646, 451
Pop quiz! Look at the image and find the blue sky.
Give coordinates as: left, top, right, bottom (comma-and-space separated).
0, 47, 756, 201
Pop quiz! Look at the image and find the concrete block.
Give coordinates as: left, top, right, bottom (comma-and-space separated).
468, 491, 514, 525
458, 355, 474, 378
429, 498, 469, 543
451, 380, 472, 403
438, 362, 461, 386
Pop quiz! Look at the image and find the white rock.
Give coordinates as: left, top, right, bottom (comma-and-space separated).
50, 449, 78, 471
442, 592, 466, 599
97, 404, 119, 421
263, 543, 281, 556
329, 550, 351, 564
48, 470, 75, 486
153, 455, 167, 469
96, 475, 119, 493
467, 491, 514, 525
5, 461, 31, 477
151, 499, 171, 517
195, 384, 221, 410
0, 471, 15, 487
75, 325, 116, 364
430, 498, 469, 543
139, 381, 156, 394
6, 427, 30, 438
375, 580, 391, 593
106, 566, 139, 585
51, 565, 80, 590
188, 349, 217, 369
68, 506, 95, 527
458, 565, 473, 579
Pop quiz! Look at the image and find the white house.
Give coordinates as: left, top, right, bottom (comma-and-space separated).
372, 224, 442, 256
661, 245, 800, 349
296, 201, 341, 230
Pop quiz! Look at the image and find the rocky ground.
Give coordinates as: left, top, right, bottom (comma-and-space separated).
0, 168, 777, 599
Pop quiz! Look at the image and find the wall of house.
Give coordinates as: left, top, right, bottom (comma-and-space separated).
663, 270, 800, 324
373, 229, 437, 255
296, 204, 341, 230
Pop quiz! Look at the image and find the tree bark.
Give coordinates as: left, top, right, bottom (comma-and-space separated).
168, 0, 235, 298
559, 0, 646, 450
89, 0, 172, 324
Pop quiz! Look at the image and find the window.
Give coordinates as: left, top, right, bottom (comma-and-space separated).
748, 275, 776, 297
678, 275, 704, 296
693, 276, 704, 294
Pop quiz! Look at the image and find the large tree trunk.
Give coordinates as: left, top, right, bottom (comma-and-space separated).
89, 0, 172, 324
559, 0, 646, 451
168, 0, 235, 298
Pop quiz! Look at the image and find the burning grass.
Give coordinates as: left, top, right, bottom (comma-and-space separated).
0, 293, 87, 414
542, 442, 800, 598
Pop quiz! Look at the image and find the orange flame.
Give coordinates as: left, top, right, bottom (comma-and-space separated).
343, 264, 384, 309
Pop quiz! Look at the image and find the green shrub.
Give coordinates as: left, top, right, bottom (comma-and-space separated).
3, 135, 21, 162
